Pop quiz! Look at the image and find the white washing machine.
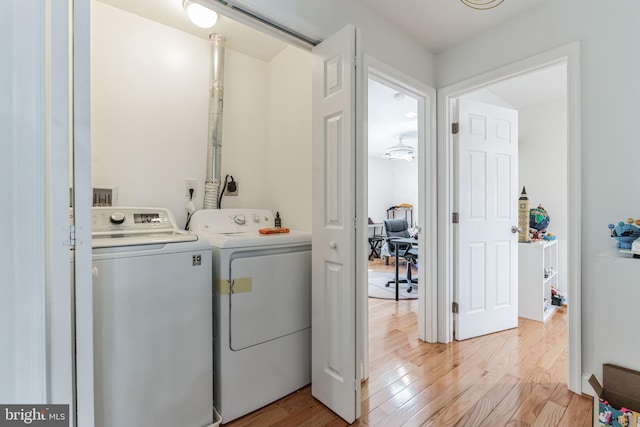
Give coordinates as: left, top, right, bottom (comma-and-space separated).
189, 209, 312, 424
91, 207, 215, 427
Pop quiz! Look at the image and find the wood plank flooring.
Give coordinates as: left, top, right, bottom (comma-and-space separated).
225, 260, 591, 427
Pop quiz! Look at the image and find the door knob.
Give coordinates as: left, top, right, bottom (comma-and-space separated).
329, 241, 337, 249
511, 226, 522, 234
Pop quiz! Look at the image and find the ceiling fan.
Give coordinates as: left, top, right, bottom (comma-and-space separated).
385, 136, 415, 161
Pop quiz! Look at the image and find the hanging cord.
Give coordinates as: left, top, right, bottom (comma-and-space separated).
184, 187, 195, 230
217, 174, 230, 209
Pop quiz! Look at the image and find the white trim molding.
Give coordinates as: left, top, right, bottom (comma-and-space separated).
365, 55, 438, 346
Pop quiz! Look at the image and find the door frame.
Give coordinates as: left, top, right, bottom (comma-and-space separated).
72, 0, 95, 424
46, 0, 75, 418
360, 56, 438, 373
437, 42, 582, 393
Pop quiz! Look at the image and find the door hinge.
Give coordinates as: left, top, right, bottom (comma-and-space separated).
451, 122, 459, 134
353, 217, 358, 229
64, 225, 76, 247
352, 55, 359, 68
452, 212, 459, 224
452, 302, 459, 314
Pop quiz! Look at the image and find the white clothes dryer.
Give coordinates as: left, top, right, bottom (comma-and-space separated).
91, 207, 215, 427
189, 209, 312, 424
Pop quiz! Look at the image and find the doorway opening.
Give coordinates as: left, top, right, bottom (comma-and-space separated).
437, 43, 582, 393
360, 59, 438, 383
366, 76, 419, 296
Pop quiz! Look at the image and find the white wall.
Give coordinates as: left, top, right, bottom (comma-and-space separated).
266, 46, 312, 231
91, 3, 311, 229
436, 0, 640, 384
215, 47, 270, 211
519, 98, 568, 294
367, 157, 418, 227
367, 157, 394, 223
390, 160, 419, 227
92, 2, 216, 225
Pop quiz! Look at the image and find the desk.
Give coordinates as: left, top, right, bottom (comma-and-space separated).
387, 237, 418, 301
368, 223, 384, 260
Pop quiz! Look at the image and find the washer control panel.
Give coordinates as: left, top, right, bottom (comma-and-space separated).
92, 207, 176, 233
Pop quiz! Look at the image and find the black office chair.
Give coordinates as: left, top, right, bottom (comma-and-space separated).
383, 219, 418, 292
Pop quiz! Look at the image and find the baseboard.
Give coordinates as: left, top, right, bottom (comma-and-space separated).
582, 373, 595, 397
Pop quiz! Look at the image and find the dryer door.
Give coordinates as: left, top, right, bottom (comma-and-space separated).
229, 248, 311, 350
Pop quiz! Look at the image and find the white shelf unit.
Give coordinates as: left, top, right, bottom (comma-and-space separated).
518, 240, 559, 322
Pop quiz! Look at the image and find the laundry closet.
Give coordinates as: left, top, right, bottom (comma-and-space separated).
91, 0, 313, 231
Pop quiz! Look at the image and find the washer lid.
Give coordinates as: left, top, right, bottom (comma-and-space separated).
92, 231, 198, 248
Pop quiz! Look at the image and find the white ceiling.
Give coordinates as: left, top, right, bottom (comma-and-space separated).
361, 0, 552, 53
472, 63, 567, 110
99, 0, 554, 58
368, 79, 419, 159
97, 0, 289, 62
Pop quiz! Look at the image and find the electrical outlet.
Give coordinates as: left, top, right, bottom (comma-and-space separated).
185, 179, 197, 198
226, 181, 238, 196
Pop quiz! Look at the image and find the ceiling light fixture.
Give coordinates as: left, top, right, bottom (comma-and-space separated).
183, 0, 219, 28
460, 0, 505, 10
385, 136, 414, 161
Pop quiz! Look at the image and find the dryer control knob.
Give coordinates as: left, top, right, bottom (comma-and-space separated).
234, 214, 246, 225
109, 212, 125, 224
252, 214, 260, 223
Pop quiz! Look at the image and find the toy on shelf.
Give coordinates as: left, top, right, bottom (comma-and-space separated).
551, 286, 566, 306
608, 218, 640, 249
529, 204, 550, 240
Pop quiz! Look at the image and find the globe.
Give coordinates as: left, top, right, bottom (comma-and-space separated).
530, 205, 550, 232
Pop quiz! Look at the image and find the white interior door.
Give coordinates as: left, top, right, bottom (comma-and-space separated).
455, 99, 519, 341
311, 25, 360, 423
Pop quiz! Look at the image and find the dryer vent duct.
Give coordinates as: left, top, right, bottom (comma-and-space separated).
203, 33, 226, 209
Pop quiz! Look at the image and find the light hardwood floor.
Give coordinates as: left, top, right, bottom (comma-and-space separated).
225, 260, 592, 427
